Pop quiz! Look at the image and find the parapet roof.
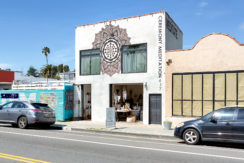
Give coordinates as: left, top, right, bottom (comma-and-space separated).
166, 33, 244, 53
76, 11, 182, 33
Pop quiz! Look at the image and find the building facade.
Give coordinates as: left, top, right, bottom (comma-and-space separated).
0, 70, 14, 90
166, 33, 244, 126
75, 11, 183, 124
0, 82, 74, 121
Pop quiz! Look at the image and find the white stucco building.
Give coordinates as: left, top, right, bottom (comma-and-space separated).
74, 11, 182, 125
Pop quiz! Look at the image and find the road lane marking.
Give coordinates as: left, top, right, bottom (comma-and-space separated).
21, 129, 244, 154
51, 130, 244, 153
0, 154, 34, 163
1, 130, 244, 161
2, 127, 244, 155
0, 125, 177, 142
0, 152, 51, 163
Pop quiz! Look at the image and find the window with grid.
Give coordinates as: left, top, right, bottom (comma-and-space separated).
172, 71, 244, 117
122, 44, 147, 73
80, 49, 100, 75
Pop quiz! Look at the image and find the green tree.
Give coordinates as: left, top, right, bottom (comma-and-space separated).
56, 75, 61, 80
40, 64, 60, 79
40, 65, 48, 78
27, 66, 39, 77
42, 47, 50, 83
58, 64, 63, 73
51, 65, 58, 78
40, 64, 51, 78
46, 64, 52, 78
63, 65, 70, 72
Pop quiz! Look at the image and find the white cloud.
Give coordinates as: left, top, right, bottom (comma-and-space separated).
0, 63, 14, 70
199, 2, 208, 8
239, 23, 244, 31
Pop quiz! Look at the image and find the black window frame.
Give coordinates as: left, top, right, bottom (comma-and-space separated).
172, 70, 244, 117
121, 43, 147, 74
79, 49, 100, 76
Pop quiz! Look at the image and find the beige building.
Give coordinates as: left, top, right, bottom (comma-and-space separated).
166, 33, 244, 127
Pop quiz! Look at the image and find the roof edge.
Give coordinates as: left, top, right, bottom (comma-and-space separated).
166, 33, 244, 53
76, 11, 165, 28
165, 12, 183, 33
0, 82, 13, 84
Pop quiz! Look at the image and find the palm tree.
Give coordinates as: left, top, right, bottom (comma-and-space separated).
63, 65, 70, 72
51, 65, 58, 78
42, 47, 50, 83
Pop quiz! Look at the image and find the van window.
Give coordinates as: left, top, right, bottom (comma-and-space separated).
237, 109, 244, 120
213, 108, 235, 121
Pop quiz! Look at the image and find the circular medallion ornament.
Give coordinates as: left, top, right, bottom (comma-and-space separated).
101, 38, 120, 63
92, 24, 131, 76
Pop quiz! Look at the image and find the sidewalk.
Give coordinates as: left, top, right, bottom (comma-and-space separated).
54, 121, 175, 139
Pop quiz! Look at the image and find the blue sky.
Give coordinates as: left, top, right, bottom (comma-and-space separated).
0, 0, 244, 74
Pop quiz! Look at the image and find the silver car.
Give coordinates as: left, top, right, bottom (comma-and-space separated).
0, 101, 56, 129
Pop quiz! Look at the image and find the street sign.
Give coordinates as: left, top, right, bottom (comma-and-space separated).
106, 107, 116, 128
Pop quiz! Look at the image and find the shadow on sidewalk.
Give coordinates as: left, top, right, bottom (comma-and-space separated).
201, 141, 244, 149
0, 124, 65, 131
178, 140, 244, 150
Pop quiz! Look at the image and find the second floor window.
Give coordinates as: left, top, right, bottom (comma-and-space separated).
80, 49, 100, 75
122, 43, 147, 73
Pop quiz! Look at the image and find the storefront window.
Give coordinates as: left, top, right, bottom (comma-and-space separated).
122, 44, 147, 73
172, 71, 244, 117
80, 49, 100, 75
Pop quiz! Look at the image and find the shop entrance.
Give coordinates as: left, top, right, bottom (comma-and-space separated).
110, 84, 143, 122
82, 84, 91, 120
149, 94, 162, 124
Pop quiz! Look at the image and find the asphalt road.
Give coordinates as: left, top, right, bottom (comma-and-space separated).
0, 125, 244, 163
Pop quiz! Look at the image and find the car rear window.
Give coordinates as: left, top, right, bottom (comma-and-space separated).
31, 103, 49, 109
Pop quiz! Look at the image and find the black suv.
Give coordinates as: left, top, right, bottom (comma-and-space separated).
174, 107, 244, 145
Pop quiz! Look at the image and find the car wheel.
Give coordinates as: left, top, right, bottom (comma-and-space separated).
183, 128, 200, 145
18, 116, 28, 129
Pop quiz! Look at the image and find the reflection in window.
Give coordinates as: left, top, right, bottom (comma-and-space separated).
237, 109, 244, 120
214, 109, 235, 121
122, 44, 147, 73
2, 102, 14, 109
80, 49, 100, 75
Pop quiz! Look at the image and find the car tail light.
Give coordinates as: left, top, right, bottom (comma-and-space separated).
32, 109, 41, 113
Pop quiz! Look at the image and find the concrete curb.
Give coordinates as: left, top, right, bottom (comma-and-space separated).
57, 125, 177, 140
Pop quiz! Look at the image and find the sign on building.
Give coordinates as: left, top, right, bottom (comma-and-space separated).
1, 93, 19, 99
106, 107, 116, 128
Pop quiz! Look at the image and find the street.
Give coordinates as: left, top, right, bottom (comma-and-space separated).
0, 125, 244, 163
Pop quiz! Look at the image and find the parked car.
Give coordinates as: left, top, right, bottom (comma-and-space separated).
0, 101, 56, 129
174, 106, 244, 145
